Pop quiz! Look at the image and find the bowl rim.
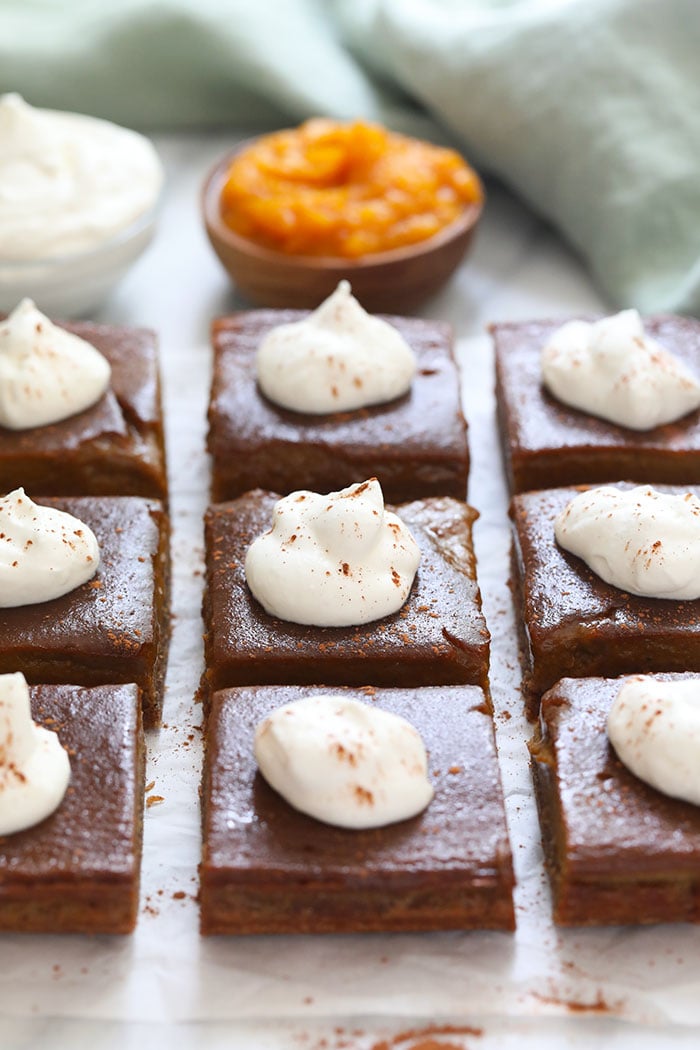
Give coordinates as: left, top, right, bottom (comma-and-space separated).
0, 197, 160, 269
201, 138, 484, 273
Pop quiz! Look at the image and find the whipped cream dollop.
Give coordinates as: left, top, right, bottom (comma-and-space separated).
256, 280, 416, 414
254, 694, 434, 829
0, 299, 111, 429
0, 93, 163, 260
541, 309, 700, 429
0, 672, 71, 835
0, 488, 100, 607
245, 478, 420, 626
555, 485, 700, 599
608, 675, 700, 806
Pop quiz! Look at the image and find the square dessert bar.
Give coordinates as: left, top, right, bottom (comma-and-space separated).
202, 490, 490, 701
530, 675, 700, 926
509, 484, 700, 718
0, 496, 170, 728
0, 683, 144, 934
207, 310, 469, 503
493, 315, 700, 493
0, 319, 167, 499
201, 684, 515, 935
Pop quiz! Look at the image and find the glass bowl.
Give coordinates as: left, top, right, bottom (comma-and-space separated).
0, 202, 159, 318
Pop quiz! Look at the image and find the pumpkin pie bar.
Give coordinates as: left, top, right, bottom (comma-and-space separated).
202, 490, 489, 702
0, 683, 144, 933
509, 484, 700, 718
200, 684, 515, 935
0, 496, 170, 727
207, 310, 468, 503
0, 319, 167, 499
493, 315, 700, 494
530, 674, 700, 926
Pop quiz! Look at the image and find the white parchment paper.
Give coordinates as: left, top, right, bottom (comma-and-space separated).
0, 135, 699, 1044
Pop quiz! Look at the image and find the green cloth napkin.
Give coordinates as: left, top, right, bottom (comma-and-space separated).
2, 0, 699, 315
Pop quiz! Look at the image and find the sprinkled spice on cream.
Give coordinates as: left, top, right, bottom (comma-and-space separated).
541, 309, 700, 429
244, 478, 420, 626
0, 488, 100, 607
256, 280, 416, 414
0, 298, 111, 429
0, 672, 71, 834
555, 484, 700, 599
254, 694, 434, 828
608, 675, 700, 805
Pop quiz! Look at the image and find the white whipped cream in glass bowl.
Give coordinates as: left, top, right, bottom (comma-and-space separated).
0, 94, 163, 317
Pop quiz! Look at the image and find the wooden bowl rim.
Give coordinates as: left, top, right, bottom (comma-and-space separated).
201, 139, 484, 274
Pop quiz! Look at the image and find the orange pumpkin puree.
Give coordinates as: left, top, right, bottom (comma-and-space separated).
219, 119, 483, 258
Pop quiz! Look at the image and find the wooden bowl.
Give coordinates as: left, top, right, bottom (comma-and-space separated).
201, 147, 483, 314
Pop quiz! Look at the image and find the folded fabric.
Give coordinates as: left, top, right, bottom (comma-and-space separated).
1, 0, 699, 315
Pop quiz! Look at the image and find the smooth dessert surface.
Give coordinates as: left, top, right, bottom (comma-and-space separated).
509, 484, 700, 716
0, 683, 144, 934
201, 684, 515, 935
202, 489, 490, 700
530, 674, 700, 926
0, 319, 167, 498
493, 315, 700, 493
208, 310, 468, 503
0, 495, 170, 727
